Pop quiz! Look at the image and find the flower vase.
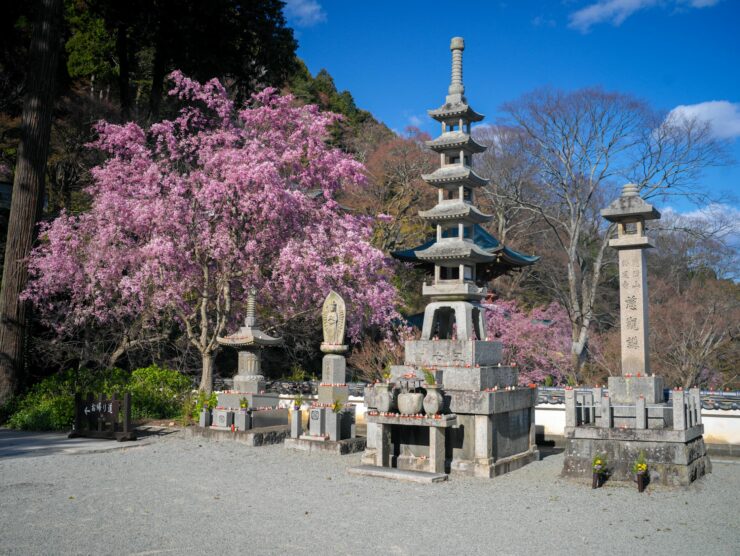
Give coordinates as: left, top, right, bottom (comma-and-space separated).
637, 473, 647, 493
375, 383, 395, 413
423, 385, 444, 416
592, 472, 602, 489
398, 392, 423, 415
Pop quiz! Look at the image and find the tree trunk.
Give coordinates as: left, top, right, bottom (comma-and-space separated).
0, 0, 63, 405
115, 22, 131, 121
199, 352, 214, 394
148, 20, 168, 122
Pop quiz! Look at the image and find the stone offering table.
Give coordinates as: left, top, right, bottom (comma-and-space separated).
366, 413, 457, 474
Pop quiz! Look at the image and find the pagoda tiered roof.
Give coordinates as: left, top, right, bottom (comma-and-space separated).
421, 165, 489, 188
392, 225, 539, 276
418, 201, 491, 224
426, 131, 486, 153
428, 101, 484, 122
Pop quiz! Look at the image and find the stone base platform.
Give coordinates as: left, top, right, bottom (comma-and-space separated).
562, 425, 711, 486
347, 465, 448, 483
450, 447, 541, 478
183, 425, 288, 446
284, 436, 366, 455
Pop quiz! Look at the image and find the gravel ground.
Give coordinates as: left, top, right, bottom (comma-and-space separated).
0, 432, 738, 556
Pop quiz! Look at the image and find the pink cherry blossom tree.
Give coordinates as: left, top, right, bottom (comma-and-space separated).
24, 72, 398, 392
485, 300, 571, 385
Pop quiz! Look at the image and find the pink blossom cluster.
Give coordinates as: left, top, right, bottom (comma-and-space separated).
484, 300, 572, 385
24, 72, 398, 351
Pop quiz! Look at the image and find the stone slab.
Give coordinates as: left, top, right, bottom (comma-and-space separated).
565, 424, 704, 444
608, 375, 664, 404
347, 465, 448, 483
366, 414, 458, 428
284, 436, 366, 455
251, 408, 288, 429
447, 388, 537, 415
450, 448, 540, 478
216, 392, 279, 410
389, 365, 517, 391
183, 425, 288, 446
404, 339, 502, 367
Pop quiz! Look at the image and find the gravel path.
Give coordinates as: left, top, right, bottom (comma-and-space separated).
0, 432, 738, 555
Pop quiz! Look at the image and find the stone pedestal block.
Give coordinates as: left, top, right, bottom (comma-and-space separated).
404, 339, 502, 367
212, 409, 234, 429
199, 409, 212, 428
318, 385, 349, 405
322, 354, 346, 384
234, 411, 251, 431
309, 407, 326, 437
608, 375, 664, 404
563, 425, 711, 486
325, 410, 342, 441
232, 376, 265, 394
290, 410, 302, 438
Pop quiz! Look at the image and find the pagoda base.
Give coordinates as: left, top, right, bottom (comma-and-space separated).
562, 425, 711, 486
362, 386, 538, 479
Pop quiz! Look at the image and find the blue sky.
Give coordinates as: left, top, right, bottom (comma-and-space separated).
284, 0, 740, 215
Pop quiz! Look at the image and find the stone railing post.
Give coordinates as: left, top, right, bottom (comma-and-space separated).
635, 396, 647, 429
690, 388, 701, 427
600, 396, 612, 429
565, 388, 576, 427
673, 390, 686, 431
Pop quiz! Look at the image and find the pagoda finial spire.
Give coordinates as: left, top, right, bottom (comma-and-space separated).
448, 37, 465, 98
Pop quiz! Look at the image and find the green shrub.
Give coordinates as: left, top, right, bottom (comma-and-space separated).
190, 390, 218, 420
128, 365, 191, 420
5, 366, 191, 431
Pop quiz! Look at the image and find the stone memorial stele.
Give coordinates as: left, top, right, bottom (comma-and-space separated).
562, 184, 710, 485
284, 291, 365, 454
352, 37, 540, 482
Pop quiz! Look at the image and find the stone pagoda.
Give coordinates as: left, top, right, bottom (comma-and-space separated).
355, 37, 540, 482
562, 184, 711, 485
199, 288, 288, 433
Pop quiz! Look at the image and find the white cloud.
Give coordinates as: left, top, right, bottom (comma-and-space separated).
663, 203, 740, 237
568, 0, 721, 32
408, 115, 423, 127
667, 101, 740, 140
284, 0, 326, 27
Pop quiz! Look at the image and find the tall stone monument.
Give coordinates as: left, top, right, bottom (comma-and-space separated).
562, 185, 711, 485
354, 37, 540, 481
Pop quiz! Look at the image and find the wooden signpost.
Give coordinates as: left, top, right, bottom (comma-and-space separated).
69, 392, 136, 441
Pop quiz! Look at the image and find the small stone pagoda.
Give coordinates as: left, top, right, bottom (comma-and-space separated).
562, 185, 711, 485
355, 37, 539, 481
199, 288, 288, 433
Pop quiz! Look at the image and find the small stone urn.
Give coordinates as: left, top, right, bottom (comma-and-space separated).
374, 383, 395, 413
423, 385, 444, 416
398, 392, 423, 415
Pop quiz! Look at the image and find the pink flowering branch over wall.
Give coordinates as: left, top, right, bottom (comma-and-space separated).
485, 300, 571, 385
24, 72, 399, 390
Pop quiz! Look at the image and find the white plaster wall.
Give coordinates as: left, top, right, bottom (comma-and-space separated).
277, 394, 740, 446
